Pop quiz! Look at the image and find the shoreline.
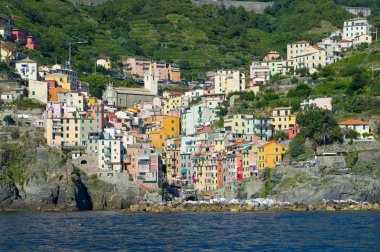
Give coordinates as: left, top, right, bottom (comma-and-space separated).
126, 200, 380, 213
2, 201, 380, 213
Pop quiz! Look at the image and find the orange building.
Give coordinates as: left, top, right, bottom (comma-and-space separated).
49, 87, 69, 101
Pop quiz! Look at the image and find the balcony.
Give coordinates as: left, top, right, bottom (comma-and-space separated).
52, 130, 62, 134
138, 164, 150, 173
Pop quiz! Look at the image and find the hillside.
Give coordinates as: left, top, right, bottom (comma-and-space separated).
0, 0, 356, 79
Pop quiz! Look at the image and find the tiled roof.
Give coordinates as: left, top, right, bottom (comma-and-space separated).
338, 119, 368, 125
294, 40, 309, 44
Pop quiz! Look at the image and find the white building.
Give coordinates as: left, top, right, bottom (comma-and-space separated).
181, 102, 218, 135
317, 38, 342, 64
250, 61, 271, 85
28, 80, 49, 104
293, 46, 327, 74
214, 70, 245, 94
98, 136, 123, 172
338, 119, 371, 139
343, 18, 370, 40
300, 97, 333, 111
15, 58, 38, 80
184, 89, 205, 102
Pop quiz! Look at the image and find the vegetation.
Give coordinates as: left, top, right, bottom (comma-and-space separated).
296, 106, 343, 146
0, 0, 356, 79
3, 115, 15, 126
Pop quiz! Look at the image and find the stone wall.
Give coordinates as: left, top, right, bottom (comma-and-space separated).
191, 0, 273, 13
343, 6, 371, 17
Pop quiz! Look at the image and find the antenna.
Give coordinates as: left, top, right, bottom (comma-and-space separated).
66, 38, 87, 70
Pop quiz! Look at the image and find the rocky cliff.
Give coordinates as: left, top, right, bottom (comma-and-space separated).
0, 127, 144, 211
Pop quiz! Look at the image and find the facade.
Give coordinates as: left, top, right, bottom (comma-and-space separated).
343, 18, 370, 40
301, 97, 332, 111
26, 36, 41, 50
250, 62, 270, 85
49, 68, 78, 91
224, 114, 252, 134
263, 51, 280, 61
96, 59, 111, 70
258, 141, 288, 169
150, 116, 180, 151
0, 41, 16, 63
11, 29, 28, 44
271, 107, 296, 131
102, 75, 157, 108
0, 16, 14, 40
181, 102, 218, 135
287, 40, 310, 62
29, 80, 49, 104
124, 58, 181, 82
214, 70, 245, 94
98, 137, 123, 172
15, 58, 38, 80
338, 120, 371, 139
293, 46, 327, 74
162, 96, 183, 115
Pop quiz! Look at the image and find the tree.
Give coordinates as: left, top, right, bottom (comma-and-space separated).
344, 129, 360, 140
3, 115, 15, 126
216, 105, 228, 118
296, 106, 339, 145
289, 133, 306, 158
11, 128, 20, 139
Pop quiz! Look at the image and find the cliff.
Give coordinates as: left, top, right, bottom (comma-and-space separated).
0, 126, 144, 211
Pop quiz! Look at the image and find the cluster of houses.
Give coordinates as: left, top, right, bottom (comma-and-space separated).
0, 15, 40, 64
5, 56, 372, 191
250, 17, 373, 85
0, 15, 375, 192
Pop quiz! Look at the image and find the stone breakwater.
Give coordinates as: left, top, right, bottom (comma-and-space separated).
127, 199, 380, 213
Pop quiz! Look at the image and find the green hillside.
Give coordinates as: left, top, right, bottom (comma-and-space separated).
0, 0, 365, 79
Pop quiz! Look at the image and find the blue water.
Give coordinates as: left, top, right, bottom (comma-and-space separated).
0, 211, 379, 251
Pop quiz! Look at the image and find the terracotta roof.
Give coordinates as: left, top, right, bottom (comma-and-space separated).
339, 39, 352, 43
338, 119, 368, 125
294, 40, 309, 44
49, 87, 69, 102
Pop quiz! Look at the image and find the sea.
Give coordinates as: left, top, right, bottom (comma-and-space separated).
0, 211, 379, 251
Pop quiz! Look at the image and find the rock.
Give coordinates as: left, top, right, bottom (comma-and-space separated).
326, 206, 336, 211
230, 208, 240, 212
354, 206, 362, 211
373, 203, 379, 209
130, 204, 140, 212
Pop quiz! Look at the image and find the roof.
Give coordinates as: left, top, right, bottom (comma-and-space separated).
17, 58, 36, 64
294, 40, 309, 44
46, 73, 67, 78
312, 46, 324, 51
339, 39, 352, 43
49, 87, 69, 102
114, 87, 154, 96
338, 120, 368, 125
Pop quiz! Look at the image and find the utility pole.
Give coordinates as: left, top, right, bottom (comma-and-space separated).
66, 39, 87, 70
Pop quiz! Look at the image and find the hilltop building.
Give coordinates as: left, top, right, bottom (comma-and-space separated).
102, 74, 158, 108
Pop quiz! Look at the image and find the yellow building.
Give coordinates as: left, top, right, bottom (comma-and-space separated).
224, 114, 252, 134
96, 59, 111, 70
258, 140, 288, 169
46, 111, 81, 147
163, 96, 183, 115
150, 116, 180, 150
271, 107, 296, 131
45, 73, 72, 90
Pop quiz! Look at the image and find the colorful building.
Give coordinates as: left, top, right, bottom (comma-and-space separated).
258, 140, 288, 169
271, 107, 296, 131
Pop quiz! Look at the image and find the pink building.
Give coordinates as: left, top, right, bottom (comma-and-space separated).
126, 144, 162, 189
26, 36, 41, 50
289, 125, 301, 139
11, 29, 27, 44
